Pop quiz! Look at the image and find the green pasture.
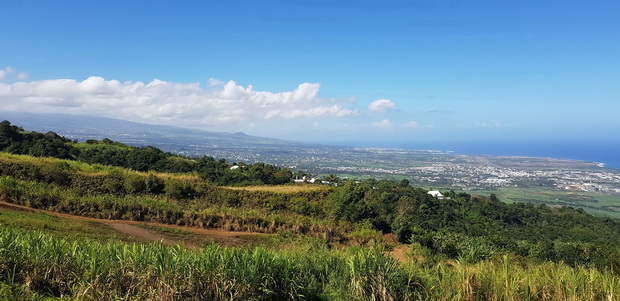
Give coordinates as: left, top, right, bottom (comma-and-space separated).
445, 187, 620, 218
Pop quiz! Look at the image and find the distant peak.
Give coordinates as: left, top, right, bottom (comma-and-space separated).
233, 132, 248, 136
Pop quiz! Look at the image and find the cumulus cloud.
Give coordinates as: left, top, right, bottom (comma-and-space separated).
368, 99, 395, 112
371, 119, 393, 128
207, 77, 225, 87
0, 66, 28, 82
0, 75, 358, 129
16, 72, 29, 81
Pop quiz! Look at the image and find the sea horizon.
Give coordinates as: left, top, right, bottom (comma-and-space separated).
338, 139, 620, 170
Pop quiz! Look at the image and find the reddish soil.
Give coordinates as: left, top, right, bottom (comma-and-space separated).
383, 233, 407, 263
391, 245, 408, 263
107, 223, 179, 245
0, 201, 270, 247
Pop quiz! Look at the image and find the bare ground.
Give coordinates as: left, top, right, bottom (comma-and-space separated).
391, 245, 408, 263
383, 233, 407, 263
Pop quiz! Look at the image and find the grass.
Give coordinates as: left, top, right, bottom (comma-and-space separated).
0, 196, 330, 251
1, 225, 619, 300
443, 187, 620, 218
224, 184, 330, 193
0, 207, 135, 243
0, 152, 201, 183
3, 151, 620, 299
0, 174, 355, 241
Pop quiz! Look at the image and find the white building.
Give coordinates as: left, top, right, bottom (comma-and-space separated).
427, 190, 444, 200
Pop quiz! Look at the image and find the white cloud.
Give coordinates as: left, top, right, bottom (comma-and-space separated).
0, 66, 15, 81
405, 121, 419, 128
404, 120, 435, 130
0, 66, 28, 82
207, 77, 225, 87
371, 119, 393, 128
368, 99, 395, 112
266, 105, 355, 119
16, 72, 29, 81
474, 121, 501, 128
0, 75, 358, 130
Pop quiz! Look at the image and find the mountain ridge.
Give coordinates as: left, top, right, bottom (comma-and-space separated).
0, 111, 330, 158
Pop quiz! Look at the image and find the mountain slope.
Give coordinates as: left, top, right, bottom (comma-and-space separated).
0, 111, 329, 161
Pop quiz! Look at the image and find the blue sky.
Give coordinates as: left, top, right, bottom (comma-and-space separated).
1, 0, 618, 145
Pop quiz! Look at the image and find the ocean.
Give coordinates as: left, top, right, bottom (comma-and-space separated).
354, 140, 620, 170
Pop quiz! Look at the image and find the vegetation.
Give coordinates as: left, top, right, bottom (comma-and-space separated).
450, 187, 620, 219
1, 227, 619, 300
0, 120, 293, 185
0, 207, 134, 242
2, 120, 620, 299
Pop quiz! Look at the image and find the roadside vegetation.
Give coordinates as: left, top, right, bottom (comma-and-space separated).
2, 120, 620, 300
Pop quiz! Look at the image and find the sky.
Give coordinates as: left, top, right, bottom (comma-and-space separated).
1, 0, 619, 145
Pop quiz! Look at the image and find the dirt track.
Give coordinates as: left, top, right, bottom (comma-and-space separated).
2, 201, 410, 262
0, 201, 268, 247
391, 245, 407, 263
107, 223, 180, 245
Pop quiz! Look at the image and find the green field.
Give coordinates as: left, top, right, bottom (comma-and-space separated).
440, 187, 620, 218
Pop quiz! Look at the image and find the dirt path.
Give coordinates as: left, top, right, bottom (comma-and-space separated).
391, 245, 408, 263
107, 223, 179, 245
0, 201, 270, 247
382, 233, 408, 263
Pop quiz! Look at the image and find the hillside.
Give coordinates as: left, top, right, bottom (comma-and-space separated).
0, 111, 323, 159
1, 121, 620, 299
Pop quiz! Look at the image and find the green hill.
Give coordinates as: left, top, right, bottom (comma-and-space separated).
1, 120, 620, 300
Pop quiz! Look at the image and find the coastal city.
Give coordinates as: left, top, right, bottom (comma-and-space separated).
209, 146, 620, 194
8, 113, 619, 195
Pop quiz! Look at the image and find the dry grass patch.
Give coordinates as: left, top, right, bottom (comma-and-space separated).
155, 172, 201, 181
224, 184, 329, 193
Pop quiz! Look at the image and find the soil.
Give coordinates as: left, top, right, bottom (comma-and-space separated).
391, 245, 407, 263
383, 233, 407, 263
107, 223, 178, 245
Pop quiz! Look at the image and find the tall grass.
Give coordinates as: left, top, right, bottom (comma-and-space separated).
1, 226, 619, 300
0, 226, 402, 300
224, 185, 330, 193
0, 175, 356, 240
400, 254, 620, 300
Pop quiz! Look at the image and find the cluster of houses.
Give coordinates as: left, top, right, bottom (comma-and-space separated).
229, 162, 445, 199
291, 174, 449, 200
293, 176, 333, 185
290, 173, 449, 199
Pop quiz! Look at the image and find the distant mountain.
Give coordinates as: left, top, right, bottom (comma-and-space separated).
0, 112, 335, 162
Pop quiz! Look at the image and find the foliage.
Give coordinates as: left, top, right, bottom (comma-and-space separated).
1, 227, 619, 300
0, 120, 73, 159
4, 119, 620, 279
0, 120, 295, 186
